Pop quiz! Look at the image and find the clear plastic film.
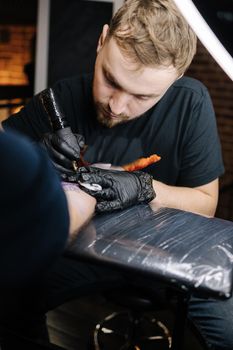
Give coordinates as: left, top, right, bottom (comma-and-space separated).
68, 205, 233, 299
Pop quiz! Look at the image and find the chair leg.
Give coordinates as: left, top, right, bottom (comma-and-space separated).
171, 293, 190, 350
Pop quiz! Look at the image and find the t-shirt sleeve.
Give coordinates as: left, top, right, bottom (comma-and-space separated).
177, 88, 224, 187
2, 91, 52, 141
0, 131, 69, 288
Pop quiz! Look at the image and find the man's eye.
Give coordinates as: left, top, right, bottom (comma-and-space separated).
136, 95, 150, 101
104, 75, 117, 88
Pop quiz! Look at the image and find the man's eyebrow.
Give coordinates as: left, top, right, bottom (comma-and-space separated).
103, 66, 159, 99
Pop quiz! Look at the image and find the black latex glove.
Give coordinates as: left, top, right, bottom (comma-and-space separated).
42, 127, 85, 175
76, 166, 156, 213
39, 87, 85, 175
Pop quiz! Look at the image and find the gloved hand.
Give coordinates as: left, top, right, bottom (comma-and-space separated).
39, 87, 86, 175
42, 127, 85, 175
75, 166, 156, 213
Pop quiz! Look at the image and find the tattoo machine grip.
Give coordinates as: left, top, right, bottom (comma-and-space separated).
39, 87, 71, 138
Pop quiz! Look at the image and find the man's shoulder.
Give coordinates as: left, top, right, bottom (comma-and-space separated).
54, 72, 93, 91
172, 76, 208, 98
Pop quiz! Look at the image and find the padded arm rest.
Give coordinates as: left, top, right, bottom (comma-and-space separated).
67, 205, 233, 299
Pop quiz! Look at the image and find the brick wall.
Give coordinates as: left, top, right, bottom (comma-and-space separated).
0, 25, 35, 85
187, 40, 233, 220
0, 25, 35, 121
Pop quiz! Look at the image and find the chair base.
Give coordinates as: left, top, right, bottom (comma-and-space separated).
93, 310, 172, 350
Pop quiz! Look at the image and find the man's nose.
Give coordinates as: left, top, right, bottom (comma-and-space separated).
109, 91, 129, 116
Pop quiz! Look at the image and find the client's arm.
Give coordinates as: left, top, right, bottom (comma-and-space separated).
62, 183, 96, 240
0, 131, 95, 287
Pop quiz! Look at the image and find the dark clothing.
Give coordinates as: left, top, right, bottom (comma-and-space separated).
2, 75, 228, 350
3, 74, 224, 187
0, 131, 69, 288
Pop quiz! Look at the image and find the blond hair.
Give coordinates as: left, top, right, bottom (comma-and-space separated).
106, 0, 197, 75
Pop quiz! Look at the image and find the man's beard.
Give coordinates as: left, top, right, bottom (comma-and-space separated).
95, 102, 130, 128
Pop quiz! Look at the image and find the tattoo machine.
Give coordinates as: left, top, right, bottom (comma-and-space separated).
39, 88, 102, 192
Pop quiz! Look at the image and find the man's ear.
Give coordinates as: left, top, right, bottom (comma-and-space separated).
176, 73, 184, 80
97, 24, 109, 53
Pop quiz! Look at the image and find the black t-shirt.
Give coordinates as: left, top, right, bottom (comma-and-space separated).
0, 131, 69, 288
3, 74, 224, 187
